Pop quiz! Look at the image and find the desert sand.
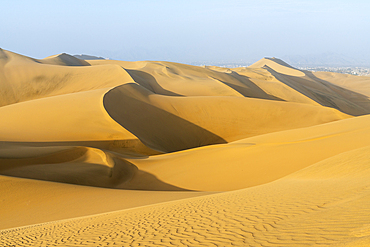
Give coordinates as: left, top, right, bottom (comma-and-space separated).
1, 48, 370, 246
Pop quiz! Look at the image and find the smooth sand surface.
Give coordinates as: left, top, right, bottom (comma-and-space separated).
314, 71, 370, 97
1, 49, 370, 246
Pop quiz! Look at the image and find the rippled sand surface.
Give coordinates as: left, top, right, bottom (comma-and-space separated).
1, 49, 370, 246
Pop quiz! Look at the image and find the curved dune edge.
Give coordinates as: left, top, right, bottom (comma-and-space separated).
0, 86, 161, 155
0, 80, 351, 192
103, 82, 349, 153
92, 57, 370, 116
0, 49, 135, 107
0, 144, 185, 191
2, 49, 370, 244
126, 113, 370, 191
0, 146, 131, 188
0, 87, 133, 142
40, 53, 90, 66
249, 57, 306, 77
2, 145, 370, 246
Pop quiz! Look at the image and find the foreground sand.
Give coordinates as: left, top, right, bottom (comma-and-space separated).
2, 146, 370, 246
0, 175, 211, 230
1, 48, 370, 246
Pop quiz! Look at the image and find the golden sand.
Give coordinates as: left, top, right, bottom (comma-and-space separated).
1, 49, 370, 246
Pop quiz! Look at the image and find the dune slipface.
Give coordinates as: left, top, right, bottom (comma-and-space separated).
1, 49, 370, 246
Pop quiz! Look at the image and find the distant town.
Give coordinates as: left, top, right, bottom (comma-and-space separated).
296, 66, 370, 76
199, 63, 370, 77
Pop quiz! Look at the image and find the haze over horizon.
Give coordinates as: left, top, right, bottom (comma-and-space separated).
1, 0, 370, 65
2, 1, 370, 243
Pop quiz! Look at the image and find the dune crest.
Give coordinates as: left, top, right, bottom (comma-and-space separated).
40, 53, 90, 66
0, 49, 135, 107
249, 57, 306, 77
1, 49, 370, 245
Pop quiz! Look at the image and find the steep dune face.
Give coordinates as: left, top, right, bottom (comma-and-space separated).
104, 83, 348, 152
92, 60, 282, 99
247, 57, 370, 115
2, 49, 370, 243
92, 57, 370, 116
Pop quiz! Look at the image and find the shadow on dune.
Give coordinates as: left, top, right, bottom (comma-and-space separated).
103, 83, 227, 153
0, 139, 161, 157
0, 146, 188, 191
128, 63, 283, 101
211, 72, 285, 101
266, 57, 297, 68
264, 66, 370, 116
38, 53, 91, 66
126, 69, 182, 96
0, 48, 8, 60
118, 160, 190, 191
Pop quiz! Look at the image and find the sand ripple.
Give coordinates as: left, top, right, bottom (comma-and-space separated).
2, 146, 370, 246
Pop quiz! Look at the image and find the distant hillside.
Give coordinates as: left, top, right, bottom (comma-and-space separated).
73, 54, 107, 60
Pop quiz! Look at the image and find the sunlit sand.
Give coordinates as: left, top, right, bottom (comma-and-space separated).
1, 48, 370, 246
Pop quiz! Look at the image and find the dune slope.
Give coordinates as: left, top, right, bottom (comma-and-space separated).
0, 174, 210, 230
104, 83, 348, 152
0, 49, 134, 107
3, 145, 370, 246
1, 50, 370, 245
126, 113, 370, 191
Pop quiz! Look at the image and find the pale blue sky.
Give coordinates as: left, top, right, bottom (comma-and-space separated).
1, 0, 369, 64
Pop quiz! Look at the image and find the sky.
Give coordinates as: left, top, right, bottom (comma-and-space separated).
1, 0, 370, 64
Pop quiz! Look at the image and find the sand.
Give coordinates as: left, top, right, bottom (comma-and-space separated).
1, 49, 370, 246
3, 146, 370, 246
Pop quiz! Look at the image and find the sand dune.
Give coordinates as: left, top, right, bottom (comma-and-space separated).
126, 113, 370, 191
3, 145, 370, 246
0, 175, 210, 230
245, 57, 370, 115
314, 71, 370, 97
41, 53, 90, 66
1, 49, 370, 245
0, 88, 136, 142
104, 83, 348, 152
0, 49, 134, 107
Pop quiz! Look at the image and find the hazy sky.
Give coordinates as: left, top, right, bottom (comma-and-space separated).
1, 0, 370, 63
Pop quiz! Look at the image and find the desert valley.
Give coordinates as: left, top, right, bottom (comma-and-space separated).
1, 48, 370, 246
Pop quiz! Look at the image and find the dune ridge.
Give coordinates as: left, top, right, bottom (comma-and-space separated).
40, 53, 90, 66
124, 113, 370, 191
0, 49, 134, 107
1, 49, 370, 245
103, 83, 348, 153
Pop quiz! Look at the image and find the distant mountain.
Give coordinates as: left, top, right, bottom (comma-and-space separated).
281, 53, 370, 67
73, 54, 107, 60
